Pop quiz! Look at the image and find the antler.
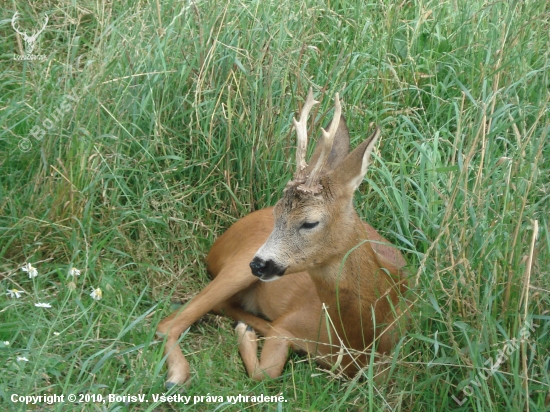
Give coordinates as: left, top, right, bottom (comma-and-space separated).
291, 87, 319, 183
11, 12, 48, 48
298, 93, 341, 193
33, 14, 49, 39
11, 12, 25, 37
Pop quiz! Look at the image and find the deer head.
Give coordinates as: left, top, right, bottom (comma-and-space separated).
250, 89, 381, 281
11, 12, 49, 54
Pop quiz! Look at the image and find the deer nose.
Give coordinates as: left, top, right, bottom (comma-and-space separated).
249, 257, 268, 277
249, 257, 285, 279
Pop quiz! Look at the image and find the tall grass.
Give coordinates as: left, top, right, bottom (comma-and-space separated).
1, 0, 548, 410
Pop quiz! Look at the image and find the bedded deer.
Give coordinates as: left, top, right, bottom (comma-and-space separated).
156, 89, 407, 386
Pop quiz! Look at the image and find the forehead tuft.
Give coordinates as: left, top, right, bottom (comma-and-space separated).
279, 184, 330, 210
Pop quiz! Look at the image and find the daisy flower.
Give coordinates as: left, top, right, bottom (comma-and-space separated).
17, 356, 29, 362
68, 267, 81, 277
3, 341, 9, 346
21, 263, 38, 278
34, 302, 52, 308
90, 287, 102, 301
6, 289, 24, 299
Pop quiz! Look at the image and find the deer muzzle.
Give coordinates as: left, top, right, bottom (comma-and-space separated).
249, 257, 286, 281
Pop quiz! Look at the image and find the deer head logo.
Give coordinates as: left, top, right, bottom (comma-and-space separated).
11, 12, 49, 55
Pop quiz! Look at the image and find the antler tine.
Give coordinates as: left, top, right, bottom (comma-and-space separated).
33, 15, 49, 37
11, 12, 23, 35
300, 93, 341, 193
41, 15, 49, 30
292, 87, 319, 181
29, 15, 48, 40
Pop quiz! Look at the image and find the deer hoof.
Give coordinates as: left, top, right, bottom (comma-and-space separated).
235, 321, 256, 338
164, 377, 191, 390
234, 321, 254, 333
165, 367, 191, 389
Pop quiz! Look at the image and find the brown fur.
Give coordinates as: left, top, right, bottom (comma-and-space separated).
156, 93, 407, 385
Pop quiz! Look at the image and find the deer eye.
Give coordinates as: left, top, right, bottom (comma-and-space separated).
300, 221, 319, 230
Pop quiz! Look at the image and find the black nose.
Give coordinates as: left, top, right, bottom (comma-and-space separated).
249, 257, 285, 278
249, 258, 265, 277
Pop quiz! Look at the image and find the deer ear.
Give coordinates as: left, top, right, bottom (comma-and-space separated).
330, 127, 381, 194
305, 115, 350, 174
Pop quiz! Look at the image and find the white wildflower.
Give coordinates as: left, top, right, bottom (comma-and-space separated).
34, 302, 52, 308
21, 263, 38, 278
3, 341, 9, 346
17, 356, 29, 362
53, 332, 60, 336
68, 267, 81, 277
90, 287, 102, 301
6, 289, 24, 299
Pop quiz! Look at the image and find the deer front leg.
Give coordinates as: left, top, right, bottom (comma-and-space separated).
235, 321, 292, 381
157, 269, 256, 387
161, 333, 191, 388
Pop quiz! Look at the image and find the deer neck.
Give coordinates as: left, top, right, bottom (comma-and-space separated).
306, 218, 389, 349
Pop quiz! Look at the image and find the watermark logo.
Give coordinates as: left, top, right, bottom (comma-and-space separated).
19, 88, 90, 152
452, 320, 539, 405
12, 11, 48, 61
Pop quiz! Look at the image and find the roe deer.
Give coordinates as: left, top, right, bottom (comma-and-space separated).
156, 88, 407, 386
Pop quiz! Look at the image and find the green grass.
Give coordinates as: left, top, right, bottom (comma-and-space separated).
1, 0, 549, 410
